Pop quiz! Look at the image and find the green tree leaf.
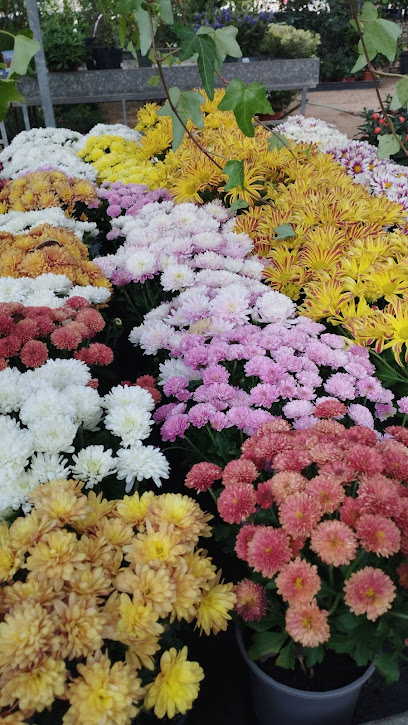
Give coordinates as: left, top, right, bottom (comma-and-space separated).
351, 54, 368, 73
223, 159, 244, 192
8, 34, 40, 77
115, 0, 138, 12
367, 18, 402, 62
268, 131, 287, 151
248, 631, 288, 661
157, 87, 204, 151
0, 78, 24, 121
148, 74, 160, 87
229, 198, 249, 213
195, 34, 216, 100
396, 76, 408, 106
274, 223, 295, 239
157, 0, 173, 25
360, 2, 378, 20
377, 133, 401, 158
218, 79, 272, 137
136, 0, 154, 56
215, 26, 242, 63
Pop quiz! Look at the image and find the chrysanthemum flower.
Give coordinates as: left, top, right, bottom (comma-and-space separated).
195, 573, 236, 635
269, 471, 307, 505
50, 326, 82, 350
247, 526, 292, 578
314, 400, 347, 419
217, 482, 257, 524
339, 496, 362, 528
0, 657, 66, 712
285, 601, 330, 647
222, 458, 259, 486
358, 474, 402, 518
116, 592, 164, 643
147, 492, 212, 543
279, 493, 322, 538
115, 490, 155, 526
170, 564, 202, 623
274, 449, 313, 472
25, 529, 86, 589
123, 521, 187, 568
144, 646, 204, 720
235, 524, 260, 561
306, 475, 345, 514
53, 593, 106, 660
64, 652, 144, 725
344, 566, 396, 621
356, 514, 401, 557
276, 558, 321, 605
185, 461, 223, 493
235, 578, 267, 621
397, 561, 408, 589
28, 478, 89, 525
346, 444, 384, 476
19, 339, 48, 368
256, 480, 275, 509
117, 564, 175, 618
0, 601, 57, 670
310, 520, 358, 566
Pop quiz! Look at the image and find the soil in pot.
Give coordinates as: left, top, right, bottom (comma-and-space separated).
259, 650, 368, 692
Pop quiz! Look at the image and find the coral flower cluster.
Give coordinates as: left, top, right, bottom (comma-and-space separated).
0, 170, 97, 215
186, 419, 408, 673
0, 479, 236, 723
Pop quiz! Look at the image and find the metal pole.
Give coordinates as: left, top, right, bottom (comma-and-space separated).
25, 0, 55, 127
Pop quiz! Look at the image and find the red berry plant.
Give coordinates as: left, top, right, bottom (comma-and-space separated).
185, 419, 408, 684
357, 94, 408, 165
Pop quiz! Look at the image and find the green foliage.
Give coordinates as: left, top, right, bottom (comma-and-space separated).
177, 25, 216, 99
54, 103, 106, 133
266, 89, 296, 112
157, 87, 205, 150
377, 132, 401, 158
41, 12, 89, 71
261, 23, 320, 58
218, 79, 272, 136
248, 631, 288, 660
0, 29, 39, 121
351, 1, 402, 73
222, 159, 245, 192
357, 94, 408, 165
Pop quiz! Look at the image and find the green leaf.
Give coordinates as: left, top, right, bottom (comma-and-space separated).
136, 0, 155, 56
303, 646, 324, 668
365, 18, 401, 62
157, 87, 204, 151
377, 133, 401, 158
195, 34, 216, 100
218, 79, 272, 137
390, 92, 402, 112
274, 223, 295, 240
275, 641, 295, 669
8, 34, 40, 77
223, 159, 244, 192
215, 25, 242, 63
361, 1, 378, 20
351, 54, 368, 74
115, 0, 138, 12
268, 131, 287, 151
148, 74, 160, 87
229, 197, 249, 213
157, 0, 173, 24
374, 652, 400, 684
248, 631, 288, 661
117, 16, 127, 48
0, 78, 24, 121
176, 25, 198, 61
396, 75, 408, 106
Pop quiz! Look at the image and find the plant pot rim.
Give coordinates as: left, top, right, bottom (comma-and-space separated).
236, 624, 375, 700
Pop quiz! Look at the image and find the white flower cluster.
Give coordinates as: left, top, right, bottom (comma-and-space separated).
0, 127, 97, 181
280, 115, 349, 151
74, 123, 142, 150
0, 208, 98, 239
0, 274, 111, 307
0, 361, 169, 513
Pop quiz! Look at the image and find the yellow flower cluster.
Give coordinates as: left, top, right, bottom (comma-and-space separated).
0, 479, 236, 723
0, 171, 97, 215
0, 223, 111, 289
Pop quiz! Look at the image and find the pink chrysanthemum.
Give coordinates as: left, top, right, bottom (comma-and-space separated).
346, 444, 384, 476
256, 481, 275, 509
314, 400, 347, 419
279, 493, 322, 538
65, 296, 90, 309
19, 339, 48, 368
344, 426, 378, 447
313, 419, 346, 438
222, 458, 259, 487
247, 526, 292, 578
276, 558, 320, 605
396, 561, 408, 589
340, 496, 362, 529
76, 308, 105, 333
320, 461, 356, 485
356, 514, 401, 557
51, 326, 82, 350
0, 334, 21, 357
217, 482, 257, 524
344, 567, 396, 620
385, 426, 408, 447
380, 440, 408, 481
288, 535, 306, 557
310, 520, 358, 566
235, 524, 260, 561
14, 317, 39, 342
270, 471, 308, 505
306, 475, 345, 514
308, 442, 343, 467
285, 601, 330, 647
185, 462, 222, 493
274, 449, 313, 473
358, 474, 402, 518
235, 578, 267, 621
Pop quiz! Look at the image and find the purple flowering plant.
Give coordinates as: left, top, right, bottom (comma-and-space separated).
195, 5, 274, 58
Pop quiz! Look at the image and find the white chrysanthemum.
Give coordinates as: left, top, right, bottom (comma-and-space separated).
0, 209, 97, 238
26, 288, 63, 308
0, 277, 26, 303
125, 250, 157, 280
158, 358, 201, 383
31, 359, 91, 390
240, 257, 265, 279
160, 263, 195, 292
0, 417, 34, 503
68, 285, 111, 304
20, 388, 76, 426
252, 290, 296, 323
1, 470, 37, 512
0, 368, 22, 413
103, 384, 155, 413
138, 321, 177, 356
209, 284, 250, 324
116, 443, 170, 491
29, 273, 72, 293
29, 415, 78, 454
64, 385, 103, 430
104, 407, 152, 446
29, 452, 71, 484
71, 445, 117, 488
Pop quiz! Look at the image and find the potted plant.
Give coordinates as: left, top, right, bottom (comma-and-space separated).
194, 4, 275, 60
258, 89, 297, 120
185, 419, 408, 725
86, 13, 123, 70
260, 23, 320, 59
41, 11, 90, 72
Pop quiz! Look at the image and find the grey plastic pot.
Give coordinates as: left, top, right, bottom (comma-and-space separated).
236, 626, 375, 725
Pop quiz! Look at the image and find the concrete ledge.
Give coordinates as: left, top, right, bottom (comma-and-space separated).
363, 714, 408, 724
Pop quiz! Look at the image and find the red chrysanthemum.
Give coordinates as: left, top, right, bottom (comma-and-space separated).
66, 320, 90, 338
276, 558, 320, 605
356, 514, 401, 557
339, 496, 362, 529
0, 334, 21, 358
344, 426, 378, 447
51, 308, 73, 322
256, 481, 275, 509
136, 374, 157, 388
241, 432, 289, 469
285, 601, 330, 647
346, 444, 384, 476
235, 579, 267, 622
380, 440, 408, 481
385, 426, 408, 447
397, 561, 408, 589
75, 308, 105, 333
185, 462, 222, 493
320, 460, 356, 485
288, 535, 306, 557
269, 471, 307, 505
51, 326, 82, 350
314, 400, 347, 419
217, 482, 257, 524
222, 458, 259, 487
344, 567, 396, 621
19, 339, 48, 368
30, 313, 54, 335
77, 343, 114, 365
279, 493, 322, 538
235, 524, 260, 561
274, 449, 313, 473
13, 317, 39, 342
65, 296, 90, 309
358, 474, 402, 518
310, 520, 358, 566
0, 312, 14, 335
247, 526, 292, 578
305, 475, 345, 514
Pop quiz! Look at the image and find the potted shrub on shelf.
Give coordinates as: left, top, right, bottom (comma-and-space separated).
41, 11, 89, 72
185, 419, 408, 725
194, 4, 275, 60
260, 23, 320, 59
86, 13, 123, 70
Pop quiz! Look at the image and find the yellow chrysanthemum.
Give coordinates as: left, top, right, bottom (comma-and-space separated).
144, 646, 204, 720
28, 478, 90, 525
0, 657, 66, 712
123, 520, 187, 567
115, 490, 155, 527
53, 593, 106, 660
26, 529, 86, 589
195, 573, 236, 635
0, 521, 23, 581
0, 601, 58, 670
116, 593, 164, 643
146, 493, 212, 544
116, 564, 176, 618
72, 491, 116, 533
0, 170, 97, 214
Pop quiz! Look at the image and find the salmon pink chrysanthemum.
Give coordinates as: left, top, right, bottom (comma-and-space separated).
51, 327, 82, 350
279, 493, 322, 538
356, 514, 401, 557
276, 558, 320, 605
339, 496, 362, 529
385, 426, 408, 447
235, 579, 267, 622
217, 482, 257, 524
358, 474, 402, 518
185, 462, 222, 493
19, 339, 48, 368
285, 601, 330, 647
247, 527, 292, 578
346, 444, 384, 476
274, 449, 312, 473
269, 471, 307, 505
344, 566, 396, 621
222, 459, 258, 486
234, 524, 260, 562
310, 520, 358, 566
256, 481, 275, 509
314, 400, 347, 419
306, 475, 345, 514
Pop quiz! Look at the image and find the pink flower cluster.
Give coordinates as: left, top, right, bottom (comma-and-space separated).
97, 181, 171, 226
0, 297, 113, 370
153, 317, 398, 444
185, 420, 408, 647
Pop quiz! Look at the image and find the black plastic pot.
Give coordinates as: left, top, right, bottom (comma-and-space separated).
85, 42, 123, 70
136, 50, 152, 68
401, 50, 408, 75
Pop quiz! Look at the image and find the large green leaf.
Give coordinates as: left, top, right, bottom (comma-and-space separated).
0, 78, 24, 121
367, 18, 402, 62
275, 641, 295, 669
215, 26, 241, 63
248, 631, 288, 660
360, 1, 378, 20
136, 0, 153, 56
377, 133, 401, 158
115, 0, 138, 12
157, 87, 204, 150
8, 33, 39, 77
157, 0, 173, 24
374, 652, 400, 684
396, 75, 408, 106
176, 25, 216, 99
218, 79, 272, 137
223, 159, 244, 192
